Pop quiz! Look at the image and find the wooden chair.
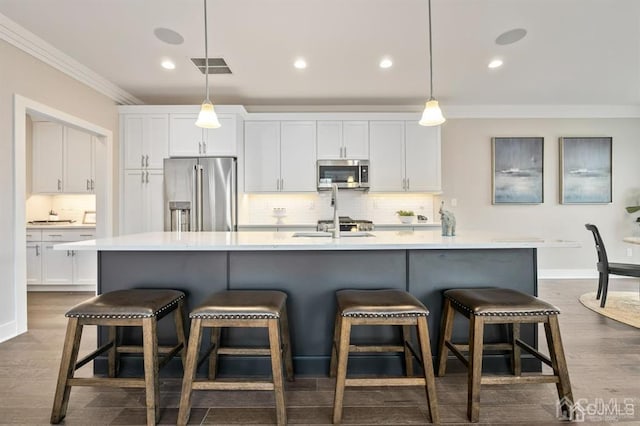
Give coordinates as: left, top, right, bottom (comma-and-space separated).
50, 289, 187, 426
437, 288, 573, 423
585, 223, 640, 307
178, 290, 294, 426
330, 289, 439, 424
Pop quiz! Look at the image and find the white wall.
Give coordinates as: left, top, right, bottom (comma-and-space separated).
0, 39, 118, 341
440, 118, 640, 276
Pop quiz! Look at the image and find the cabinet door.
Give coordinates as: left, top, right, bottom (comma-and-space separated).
343, 121, 369, 159
369, 121, 405, 192
145, 170, 165, 232
169, 114, 204, 157
317, 121, 343, 159
64, 126, 94, 193
122, 170, 145, 234
147, 114, 169, 168
72, 250, 97, 285
26, 243, 42, 285
280, 121, 316, 192
244, 121, 280, 192
33, 122, 64, 193
204, 114, 237, 156
42, 244, 73, 285
404, 122, 441, 192
123, 115, 146, 169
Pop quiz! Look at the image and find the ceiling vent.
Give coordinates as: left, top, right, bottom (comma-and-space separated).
191, 58, 232, 74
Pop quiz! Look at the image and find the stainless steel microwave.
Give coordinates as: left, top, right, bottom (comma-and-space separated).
317, 159, 370, 190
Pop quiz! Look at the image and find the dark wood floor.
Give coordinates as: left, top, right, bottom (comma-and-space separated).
0, 279, 638, 425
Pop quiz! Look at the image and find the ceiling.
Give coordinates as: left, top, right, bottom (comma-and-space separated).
1, 0, 639, 107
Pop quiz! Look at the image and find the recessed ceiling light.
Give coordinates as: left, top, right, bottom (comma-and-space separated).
495, 28, 527, 45
488, 59, 503, 69
153, 27, 184, 45
161, 59, 176, 70
379, 58, 393, 69
294, 58, 307, 69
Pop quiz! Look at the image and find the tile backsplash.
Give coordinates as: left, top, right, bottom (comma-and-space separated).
240, 192, 437, 225
26, 194, 96, 223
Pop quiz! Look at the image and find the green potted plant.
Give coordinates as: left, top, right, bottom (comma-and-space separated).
396, 210, 415, 224
625, 206, 640, 225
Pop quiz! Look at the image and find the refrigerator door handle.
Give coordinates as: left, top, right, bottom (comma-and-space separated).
195, 164, 204, 231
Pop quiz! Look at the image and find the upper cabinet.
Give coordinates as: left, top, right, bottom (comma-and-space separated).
122, 114, 169, 170
369, 121, 441, 192
169, 113, 237, 157
317, 120, 368, 159
244, 121, 316, 193
32, 122, 95, 194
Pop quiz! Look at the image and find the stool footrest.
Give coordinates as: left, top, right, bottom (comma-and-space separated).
348, 344, 404, 353
116, 344, 182, 354
515, 339, 552, 367
218, 347, 271, 356
481, 375, 560, 385
192, 380, 275, 391
158, 343, 185, 369
68, 377, 146, 388
445, 341, 469, 367
345, 377, 426, 387
75, 341, 114, 370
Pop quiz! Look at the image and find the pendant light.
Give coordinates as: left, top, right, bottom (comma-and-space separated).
195, 0, 221, 128
419, 0, 445, 126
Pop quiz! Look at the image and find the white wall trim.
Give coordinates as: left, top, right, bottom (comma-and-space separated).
538, 269, 597, 280
118, 104, 248, 116
13, 94, 113, 340
0, 13, 142, 105
0, 321, 17, 344
444, 104, 640, 119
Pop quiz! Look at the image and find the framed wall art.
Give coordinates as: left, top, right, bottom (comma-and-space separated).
492, 137, 544, 204
559, 137, 612, 204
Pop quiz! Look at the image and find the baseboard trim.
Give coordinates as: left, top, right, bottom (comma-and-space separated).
27, 285, 96, 293
538, 269, 640, 280
0, 320, 18, 344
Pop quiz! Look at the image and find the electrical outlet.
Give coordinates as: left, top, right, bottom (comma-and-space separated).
627, 247, 633, 257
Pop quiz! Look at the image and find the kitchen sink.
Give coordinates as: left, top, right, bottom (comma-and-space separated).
292, 231, 375, 238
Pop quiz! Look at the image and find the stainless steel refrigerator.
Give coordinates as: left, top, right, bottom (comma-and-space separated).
163, 157, 237, 231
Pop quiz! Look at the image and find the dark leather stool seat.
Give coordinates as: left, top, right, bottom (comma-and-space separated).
51, 289, 187, 426
330, 289, 439, 424
178, 290, 294, 426
437, 288, 573, 423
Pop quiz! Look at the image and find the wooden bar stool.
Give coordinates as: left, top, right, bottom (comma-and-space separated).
178, 290, 294, 426
50, 289, 187, 426
437, 288, 574, 423
330, 289, 439, 424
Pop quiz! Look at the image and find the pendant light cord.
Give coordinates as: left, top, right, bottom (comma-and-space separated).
428, 0, 434, 101
203, 0, 210, 102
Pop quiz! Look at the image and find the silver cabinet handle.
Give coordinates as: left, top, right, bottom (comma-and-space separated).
146, 171, 149, 183
79, 234, 94, 237
66, 250, 70, 256
344, 146, 347, 158
402, 178, 406, 190
91, 179, 95, 190
57, 179, 62, 191
71, 251, 76, 257
280, 178, 284, 191
202, 141, 207, 154
48, 234, 63, 237
407, 178, 410, 190
35, 245, 40, 256
141, 172, 145, 183
141, 155, 145, 167
86, 179, 90, 190
198, 142, 202, 154
145, 155, 149, 168
276, 179, 279, 191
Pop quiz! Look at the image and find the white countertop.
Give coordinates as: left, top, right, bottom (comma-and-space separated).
57, 230, 580, 251
27, 223, 96, 229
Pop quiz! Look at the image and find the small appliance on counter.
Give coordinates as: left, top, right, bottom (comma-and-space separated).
317, 216, 374, 232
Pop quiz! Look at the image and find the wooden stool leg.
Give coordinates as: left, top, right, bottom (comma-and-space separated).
437, 298, 455, 377
416, 316, 439, 424
511, 323, 521, 376
329, 312, 342, 378
108, 325, 118, 378
332, 317, 351, 424
402, 325, 414, 377
174, 300, 188, 369
142, 318, 159, 426
268, 318, 287, 426
208, 327, 221, 380
279, 307, 295, 382
467, 315, 484, 423
544, 315, 574, 412
178, 319, 203, 426
50, 318, 83, 424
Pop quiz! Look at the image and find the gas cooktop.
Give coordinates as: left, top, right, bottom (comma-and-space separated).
317, 217, 373, 232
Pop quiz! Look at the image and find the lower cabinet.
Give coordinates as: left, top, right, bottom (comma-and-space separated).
27, 228, 97, 290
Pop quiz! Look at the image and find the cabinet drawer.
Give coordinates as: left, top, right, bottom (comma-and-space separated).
42, 229, 96, 242
26, 230, 42, 242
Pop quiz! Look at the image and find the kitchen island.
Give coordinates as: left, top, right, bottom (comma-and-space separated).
60, 230, 578, 376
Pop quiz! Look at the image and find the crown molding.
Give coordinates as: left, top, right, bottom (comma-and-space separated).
443, 104, 640, 119
0, 13, 142, 105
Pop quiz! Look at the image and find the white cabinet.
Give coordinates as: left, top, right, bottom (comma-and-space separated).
244, 121, 316, 193
369, 121, 441, 192
317, 121, 369, 159
122, 170, 164, 234
32, 122, 96, 194
122, 114, 169, 170
169, 113, 237, 157
27, 228, 97, 289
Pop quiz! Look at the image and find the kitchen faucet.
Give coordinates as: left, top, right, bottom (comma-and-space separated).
331, 183, 340, 239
